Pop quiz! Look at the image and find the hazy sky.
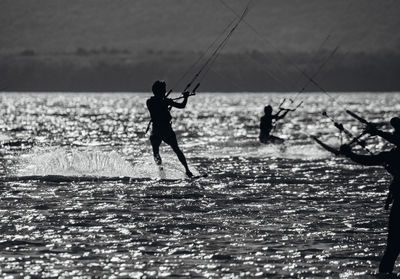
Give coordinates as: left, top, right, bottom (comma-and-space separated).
1, 0, 399, 92
1, 0, 399, 54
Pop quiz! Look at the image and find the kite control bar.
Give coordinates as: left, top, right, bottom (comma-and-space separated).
345, 109, 382, 146
277, 98, 303, 113
321, 111, 372, 154
322, 111, 354, 139
171, 83, 200, 101
346, 110, 369, 125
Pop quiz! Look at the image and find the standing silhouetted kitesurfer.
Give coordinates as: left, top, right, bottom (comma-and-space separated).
259, 105, 290, 144
315, 117, 400, 275
339, 143, 400, 275
146, 80, 193, 178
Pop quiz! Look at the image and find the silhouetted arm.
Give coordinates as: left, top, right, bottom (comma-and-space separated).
277, 109, 290, 120
374, 130, 400, 146
272, 113, 280, 120
273, 109, 290, 121
166, 96, 188, 109
345, 151, 387, 166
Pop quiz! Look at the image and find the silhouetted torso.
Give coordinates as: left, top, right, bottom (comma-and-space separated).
259, 114, 274, 138
146, 96, 173, 132
382, 149, 400, 197
344, 146, 400, 273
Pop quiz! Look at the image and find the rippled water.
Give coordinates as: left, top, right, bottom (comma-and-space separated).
1, 92, 399, 278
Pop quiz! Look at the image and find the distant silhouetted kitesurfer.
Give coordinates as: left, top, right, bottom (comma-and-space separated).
147, 80, 193, 178
338, 144, 400, 274
259, 105, 290, 144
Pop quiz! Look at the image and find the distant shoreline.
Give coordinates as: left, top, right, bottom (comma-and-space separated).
1, 91, 399, 94
1, 50, 400, 92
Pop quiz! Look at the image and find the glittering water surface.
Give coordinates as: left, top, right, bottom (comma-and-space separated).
0, 92, 399, 278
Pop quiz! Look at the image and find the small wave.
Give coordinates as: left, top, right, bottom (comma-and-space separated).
0, 138, 34, 149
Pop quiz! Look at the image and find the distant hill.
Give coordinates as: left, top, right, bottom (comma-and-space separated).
0, 0, 399, 54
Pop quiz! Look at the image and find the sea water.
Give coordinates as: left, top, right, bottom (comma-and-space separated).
0, 92, 399, 278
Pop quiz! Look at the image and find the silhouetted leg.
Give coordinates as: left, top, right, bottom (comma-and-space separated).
164, 131, 192, 177
150, 134, 162, 166
379, 199, 400, 273
259, 136, 267, 144
171, 144, 192, 176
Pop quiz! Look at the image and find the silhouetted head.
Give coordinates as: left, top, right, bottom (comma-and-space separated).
390, 117, 400, 131
152, 80, 166, 97
264, 105, 272, 115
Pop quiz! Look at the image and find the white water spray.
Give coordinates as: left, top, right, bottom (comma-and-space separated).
17, 147, 197, 179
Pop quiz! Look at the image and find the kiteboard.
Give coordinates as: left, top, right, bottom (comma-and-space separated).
260, 136, 285, 145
